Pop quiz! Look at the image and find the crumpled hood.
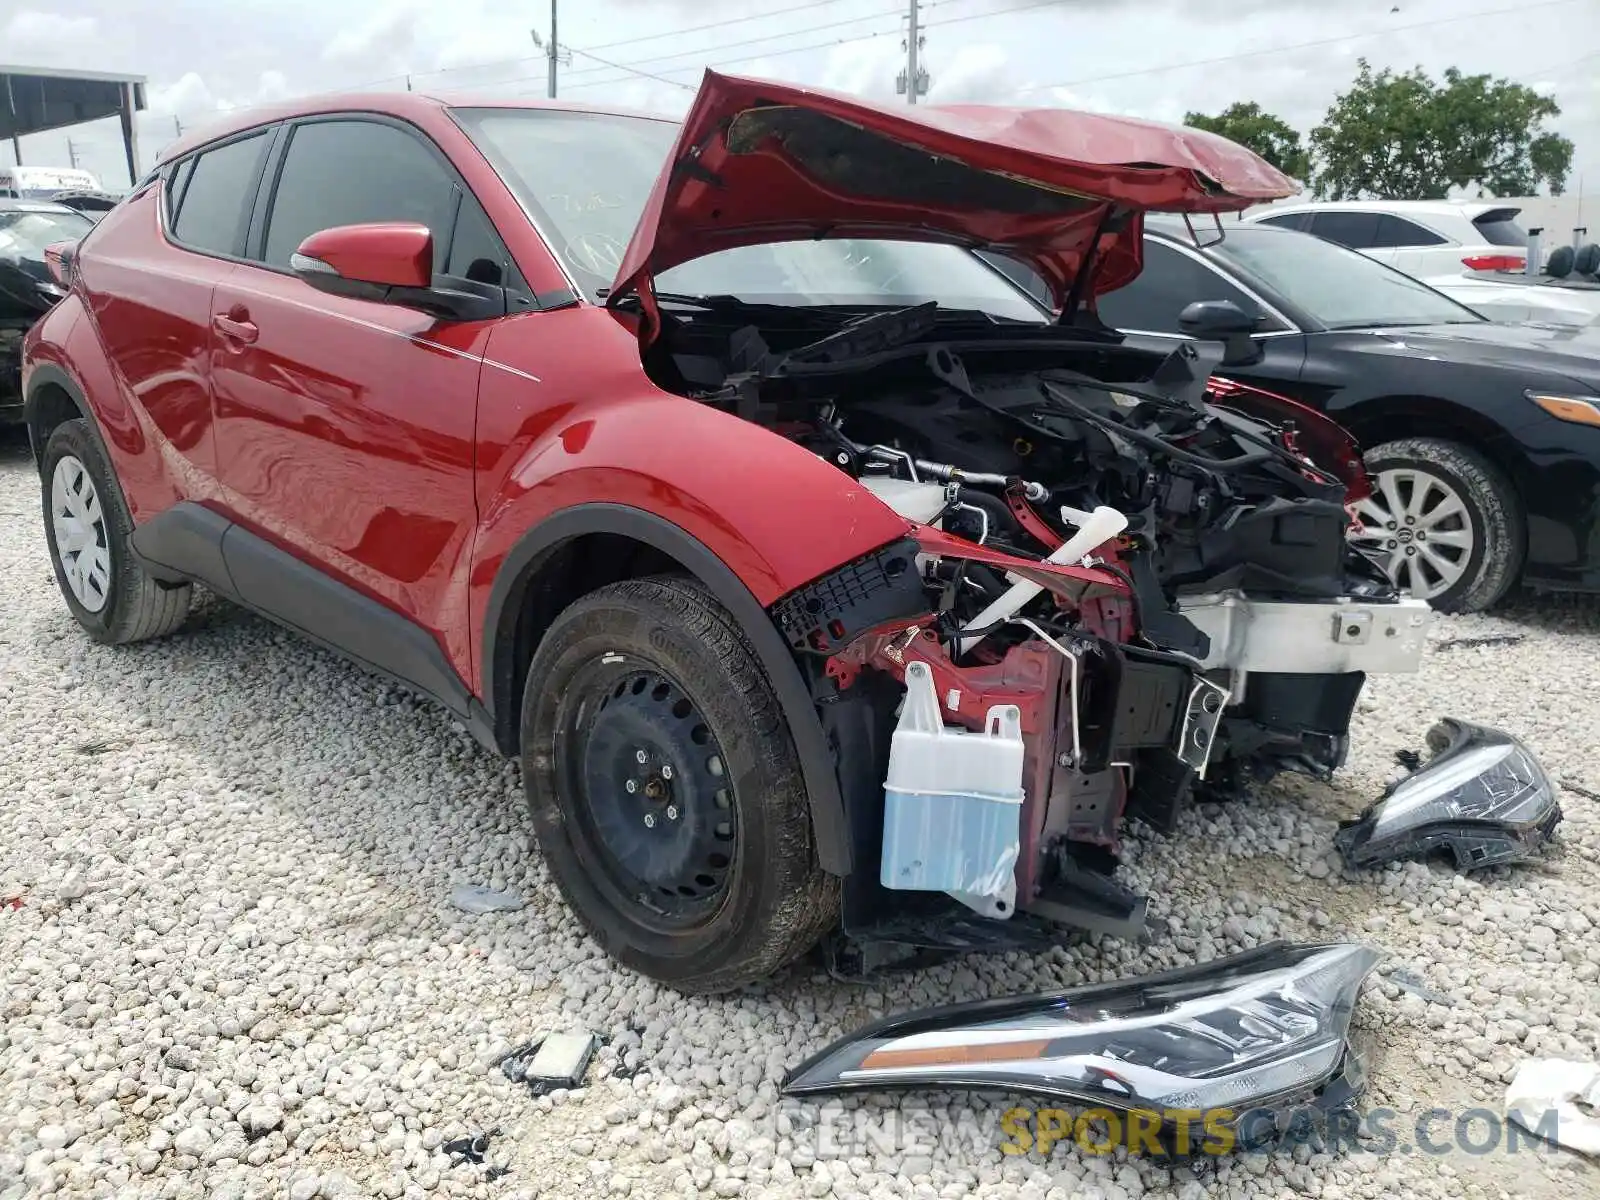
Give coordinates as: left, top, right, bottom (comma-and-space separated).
609, 71, 1296, 312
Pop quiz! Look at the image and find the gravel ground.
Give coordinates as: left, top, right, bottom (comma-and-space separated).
2, 426, 1599, 1200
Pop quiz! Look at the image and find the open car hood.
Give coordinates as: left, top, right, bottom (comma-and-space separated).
608, 71, 1296, 313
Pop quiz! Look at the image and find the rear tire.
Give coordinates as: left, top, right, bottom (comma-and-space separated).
519, 575, 839, 993
1351, 437, 1523, 613
40, 419, 193, 644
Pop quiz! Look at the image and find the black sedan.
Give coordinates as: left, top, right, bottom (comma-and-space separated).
1, 197, 94, 422
987, 221, 1600, 612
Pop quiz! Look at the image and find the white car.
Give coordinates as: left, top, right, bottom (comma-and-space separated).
1244, 200, 1600, 327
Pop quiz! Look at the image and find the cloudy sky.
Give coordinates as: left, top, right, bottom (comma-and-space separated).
5, 0, 1598, 199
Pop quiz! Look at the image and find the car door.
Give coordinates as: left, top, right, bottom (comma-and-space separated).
1370, 214, 1452, 278
78, 129, 274, 495
1093, 237, 1309, 394
209, 114, 525, 679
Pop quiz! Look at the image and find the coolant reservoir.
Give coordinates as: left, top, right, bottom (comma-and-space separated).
859, 476, 949, 523
879, 660, 1025, 919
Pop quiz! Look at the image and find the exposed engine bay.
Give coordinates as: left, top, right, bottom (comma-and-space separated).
638, 295, 1434, 970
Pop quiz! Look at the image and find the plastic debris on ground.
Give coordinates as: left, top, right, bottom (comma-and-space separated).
495, 1031, 597, 1094
1505, 1059, 1600, 1156
448, 883, 525, 914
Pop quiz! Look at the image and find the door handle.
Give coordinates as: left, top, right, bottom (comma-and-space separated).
213, 314, 259, 344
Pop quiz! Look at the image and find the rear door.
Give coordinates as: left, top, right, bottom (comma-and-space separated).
209, 114, 524, 679
1369, 214, 1453, 278
76, 127, 274, 495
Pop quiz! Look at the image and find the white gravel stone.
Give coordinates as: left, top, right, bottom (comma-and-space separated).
2, 434, 1598, 1200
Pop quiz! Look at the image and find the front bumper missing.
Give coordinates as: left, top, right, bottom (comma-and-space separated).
1335, 718, 1563, 870
783, 942, 1380, 1152
1176, 592, 1432, 675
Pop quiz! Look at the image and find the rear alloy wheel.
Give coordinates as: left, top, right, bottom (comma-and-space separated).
1350, 437, 1523, 613
41, 419, 193, 643
520, 576, 839, 993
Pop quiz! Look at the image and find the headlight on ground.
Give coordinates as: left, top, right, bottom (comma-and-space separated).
783, 942, 1379, 1122
1336, 717, 1561, 870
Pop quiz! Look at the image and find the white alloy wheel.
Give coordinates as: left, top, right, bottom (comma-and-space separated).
50, 454, 112, 613
1349, 467, 1474, 601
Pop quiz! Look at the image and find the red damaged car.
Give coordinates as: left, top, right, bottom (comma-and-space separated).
21, 74, 1431, 991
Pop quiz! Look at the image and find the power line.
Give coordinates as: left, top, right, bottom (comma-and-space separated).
567, 46, 697, 93
1019, 0, 1586, 95
555, 0, 1043, 87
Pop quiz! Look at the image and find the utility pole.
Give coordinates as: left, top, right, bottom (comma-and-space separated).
548, 0, 558, 99
172, 115, 183, 137
67, 138, 80, 169
896, 0, 928, 104
531, 4, 570, 100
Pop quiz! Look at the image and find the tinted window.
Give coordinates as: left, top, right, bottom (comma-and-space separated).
263, 120, 458, 269
1307, 211, 1383, 249
446, 198, 508, 285
166, 158, 196, 222
1371, 215, 1447, 248
1211, 226, 1481, 329
1095, 241, 1276, 335
172, 133, 270, 255
1472, 209, 1528, 247
1256, 212, 1310, 231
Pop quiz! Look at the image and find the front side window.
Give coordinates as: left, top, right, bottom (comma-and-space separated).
1095, 240, 1280, 335
171, 132, 271, 256
262, 120, 459, 270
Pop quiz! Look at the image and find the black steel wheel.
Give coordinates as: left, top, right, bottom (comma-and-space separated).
520, 575, 839, 993
562, 664, 738, 924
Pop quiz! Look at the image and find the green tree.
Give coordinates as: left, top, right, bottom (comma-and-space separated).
1310, 59, 1574, 200
1184, 102, 1312, 182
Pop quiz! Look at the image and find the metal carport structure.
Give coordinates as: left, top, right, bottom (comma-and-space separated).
1, 64, 148, 185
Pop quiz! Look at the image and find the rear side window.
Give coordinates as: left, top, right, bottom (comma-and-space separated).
1370, 215, 1448, 248
1472, 208, 1528, 247
1307, 211, 1382, 249
171, 132, 271, 256
262, 120, 458, 270
1256, 212, 1311, 232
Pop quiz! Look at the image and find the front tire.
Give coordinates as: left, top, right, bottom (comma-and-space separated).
520, 575, 839, 993
1350, 437, 1523, 613
40, 419, 193, 644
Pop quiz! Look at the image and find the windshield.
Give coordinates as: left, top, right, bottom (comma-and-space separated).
0, 208, 93, 260
453, 107, 1045, 322
1210, 225, 1484, 329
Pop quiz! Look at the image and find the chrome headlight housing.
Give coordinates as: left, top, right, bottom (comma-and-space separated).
1336, 718, 1561, 870
784, 943, 1379, 1128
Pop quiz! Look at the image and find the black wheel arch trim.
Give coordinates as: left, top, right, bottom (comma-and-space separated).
481, 502, 855, 877
22, 362, 94, 468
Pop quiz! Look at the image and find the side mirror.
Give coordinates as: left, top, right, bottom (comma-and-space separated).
290, 222, 507, 322
1179, 299, 1263, 366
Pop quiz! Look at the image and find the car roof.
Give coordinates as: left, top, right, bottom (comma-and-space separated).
1247, 198, 1516, 220
0, 197, 82, 216
156, 91, 677, 165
